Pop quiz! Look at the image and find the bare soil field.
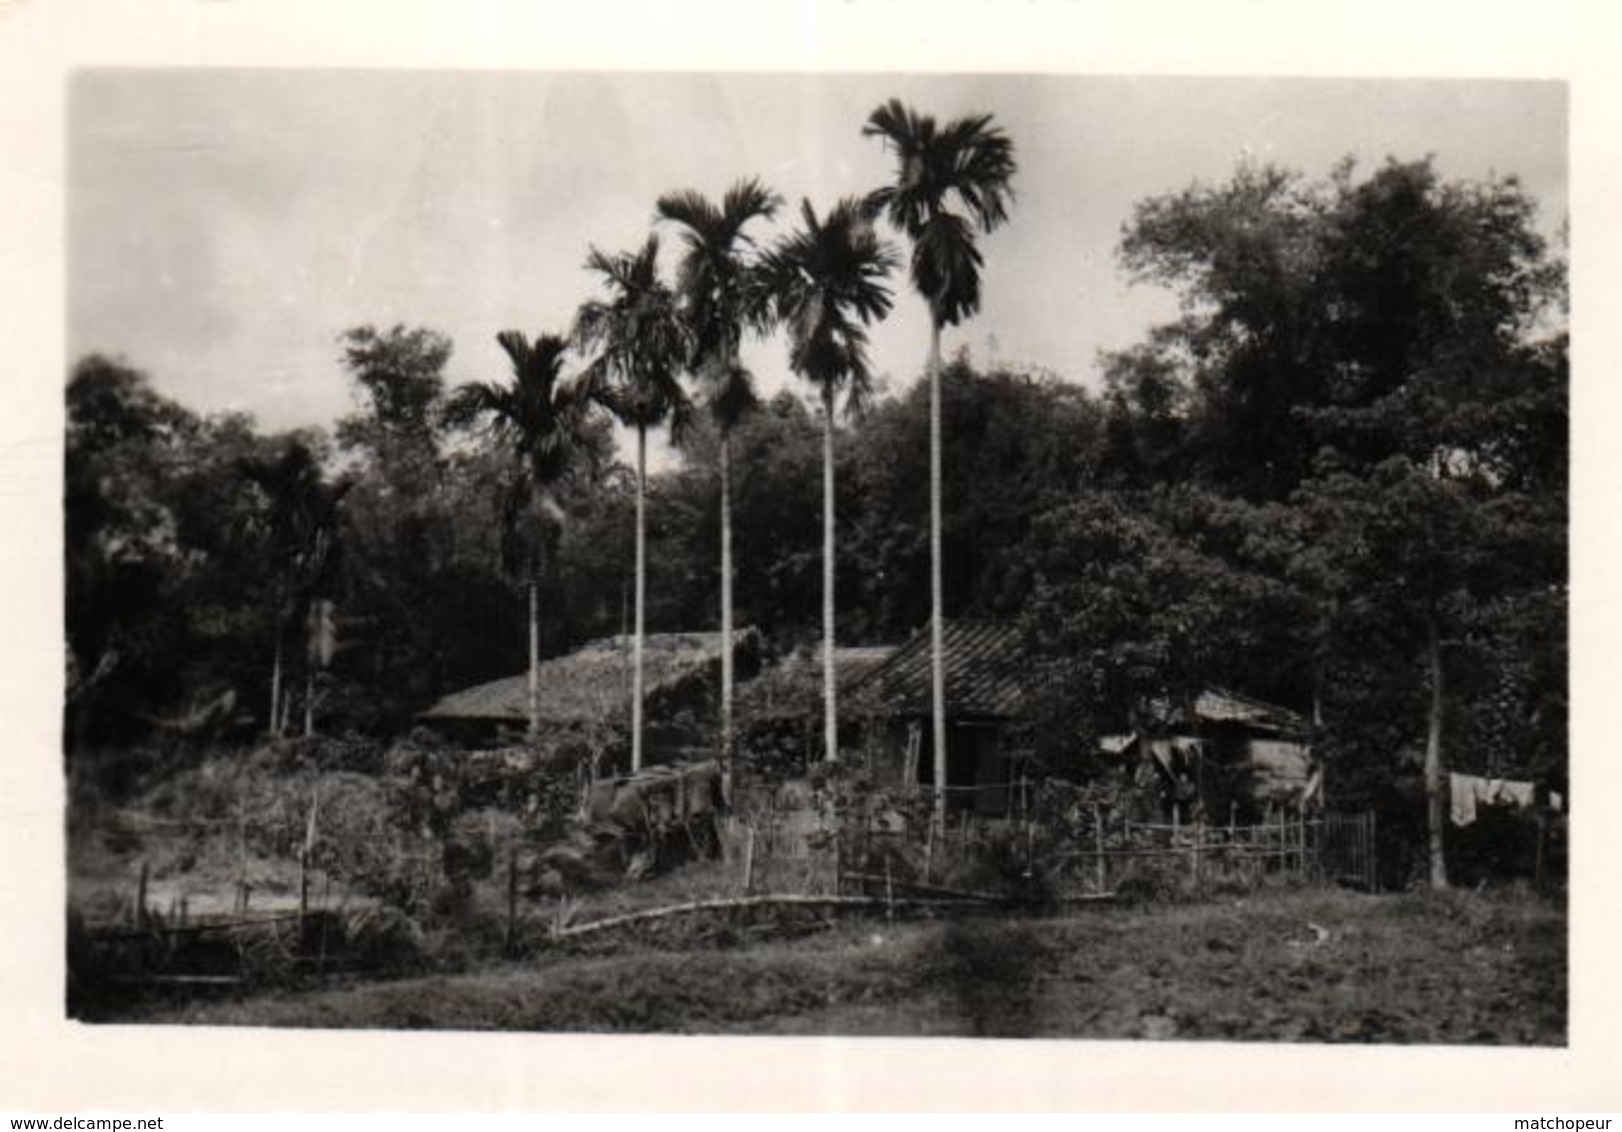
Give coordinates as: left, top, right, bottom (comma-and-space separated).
89, 886, 1565, 1044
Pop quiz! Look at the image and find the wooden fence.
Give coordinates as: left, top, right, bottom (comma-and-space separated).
732, 796, 1380, 904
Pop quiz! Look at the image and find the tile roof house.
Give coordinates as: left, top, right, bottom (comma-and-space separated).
843, 620, 1036, 816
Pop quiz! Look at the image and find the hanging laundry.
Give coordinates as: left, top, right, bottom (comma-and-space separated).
1487, 779, 1535, 810
1450, 772, 1482, 826
1449, 772, 1537, 826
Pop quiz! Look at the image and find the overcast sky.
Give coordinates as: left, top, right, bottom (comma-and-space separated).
68, 71, 1567, 460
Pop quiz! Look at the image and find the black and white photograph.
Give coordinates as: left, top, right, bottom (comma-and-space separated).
57, 64, 1572, 1047
11, 0, 1620, 1111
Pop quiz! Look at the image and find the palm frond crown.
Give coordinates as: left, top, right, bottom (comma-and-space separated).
656, 177, 783, 429
862, 98, 1017, 327
757, 196, 898, 414
573, 234, 693, 431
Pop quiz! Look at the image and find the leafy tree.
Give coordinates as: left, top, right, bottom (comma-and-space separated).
336, 324, 454, 466
575, 235, 693, 771
1018, 487, 1311, 763
656, 178, 782, 791
1108, 155, 1566, 886
758, 197, 897, 763
443, 331, 607, 738
844, 357, 1107, 641
65, 356, 202, 747
235, 439, 353, 737
863, 99, 1016, 819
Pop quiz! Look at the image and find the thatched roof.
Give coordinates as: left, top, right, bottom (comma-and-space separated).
847, 620, 1029, 719
420, 629, 761, 726
736, 644, 896, 723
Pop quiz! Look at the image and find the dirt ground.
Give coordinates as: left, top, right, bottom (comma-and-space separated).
100, 886, 1565, 1044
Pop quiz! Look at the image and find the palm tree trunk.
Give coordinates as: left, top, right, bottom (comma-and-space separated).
822, 383, 838, 763
268, 627, 283, 740
1424, 609, 1449, 889
928, 316, 947, 823
527, 577, 540, 740
719, 427, 735, 797
632, 423, 647, 773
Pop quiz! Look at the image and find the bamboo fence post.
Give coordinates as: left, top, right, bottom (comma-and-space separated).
506, 851, 519, 955
236, 794, 248, 915
741, 823, 756, 895
1191, 815, 1201, 890
1093, 803, 1106, 894
1369, 810, 1379, 893
834, 825, 844, 896
1276, 807, 1285, 875
1025, 820, 1036, 903
135, 860, 149, 930
924, 804, 936, 884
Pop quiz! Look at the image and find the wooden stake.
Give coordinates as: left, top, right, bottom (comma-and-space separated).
506, 851, 519, 955
924, 808, 936, 884
885, 855, 895, 921
135, 860, 149, 930
1093, 803, 1106, 894
834, 827, 843, 896
1191, 817, 1201, 888
1368, 809, 1379, 893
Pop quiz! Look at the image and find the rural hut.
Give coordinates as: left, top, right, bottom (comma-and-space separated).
846, 620, 1035, 817
1100, 688, 1320, 823
419, 629, 763, 763
733, 643, 896, 777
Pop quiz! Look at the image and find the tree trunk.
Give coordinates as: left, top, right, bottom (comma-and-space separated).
1424, 609, 1449, 889
268, 627, 283, 740
632, 423, 647, 773
719, 425, 735, 798
822, 383, 839, 763
928, 316, 947, 824
527, 576, 540, 740
303, 661, 314, 738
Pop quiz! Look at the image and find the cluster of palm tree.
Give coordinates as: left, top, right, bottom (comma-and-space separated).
454, 101, 1015, 813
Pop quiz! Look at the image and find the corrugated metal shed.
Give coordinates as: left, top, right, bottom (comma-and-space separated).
848, 620, 1028, 719
420, 630, 758, 725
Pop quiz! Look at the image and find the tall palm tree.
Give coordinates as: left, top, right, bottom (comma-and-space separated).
863, 99, 1016, 820
574, 235, 692, 772
236, 440, 352, 739
655, 177, 782, 796
443, 331, 601, 739
758, 197, 896, 765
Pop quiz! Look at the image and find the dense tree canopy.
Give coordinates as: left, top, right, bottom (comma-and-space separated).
65, 151, 1566, 886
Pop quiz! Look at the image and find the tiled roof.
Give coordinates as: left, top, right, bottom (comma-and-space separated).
420, 630, 759, 724
736, 645, 896, 721
847, 620, 1029, 719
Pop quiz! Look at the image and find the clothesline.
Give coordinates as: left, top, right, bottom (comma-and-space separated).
1447, 771, 1550, 826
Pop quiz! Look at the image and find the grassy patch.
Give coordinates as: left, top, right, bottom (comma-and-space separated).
108, 886, 1564, 1044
